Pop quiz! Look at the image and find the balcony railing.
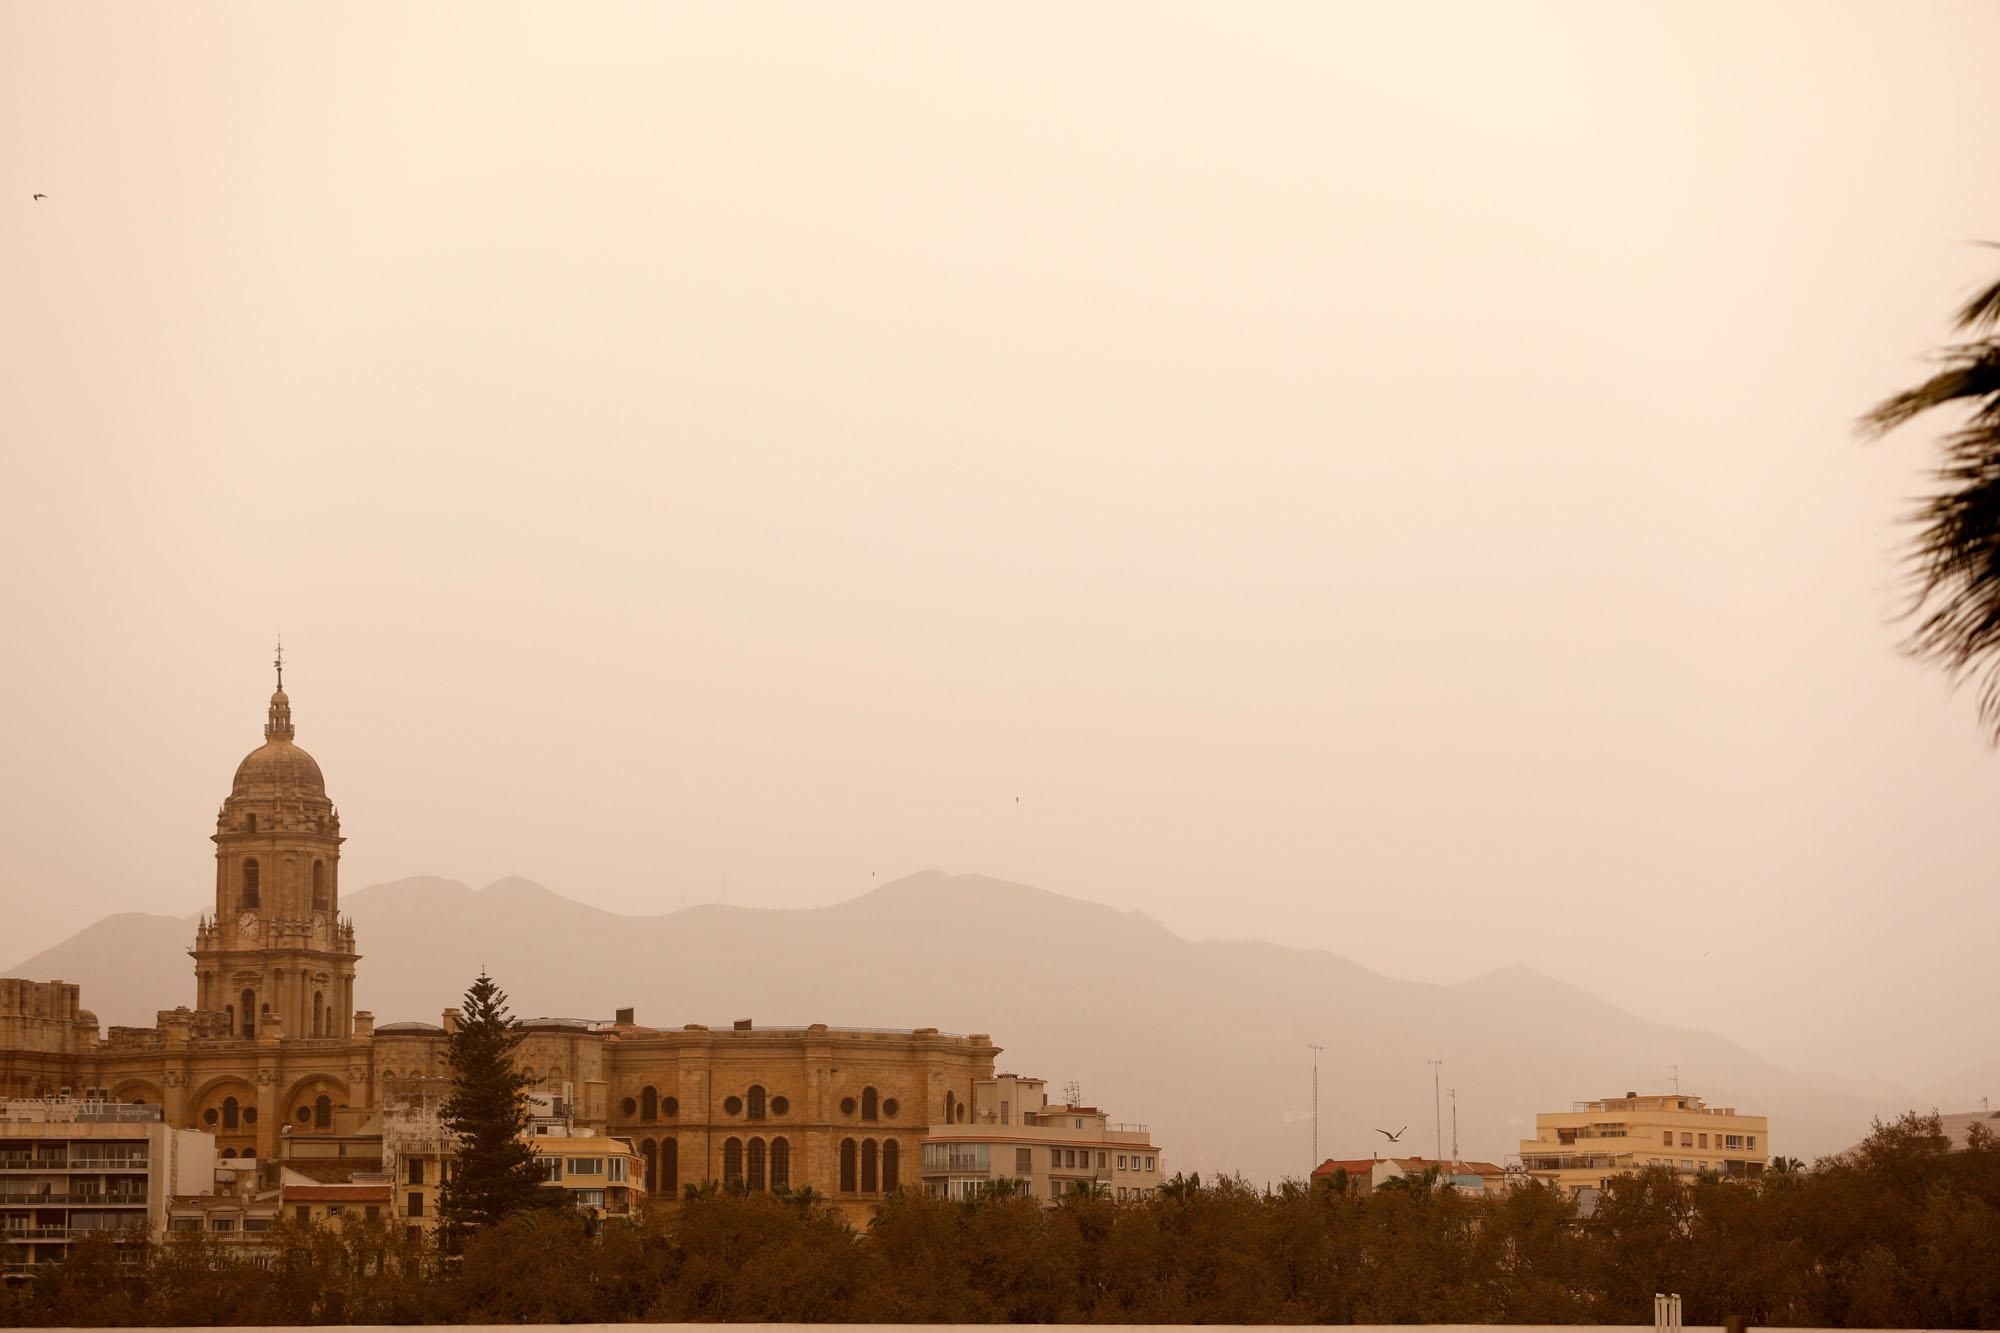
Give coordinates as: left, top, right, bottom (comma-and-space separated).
3, 1226, 147, 1242
0, 1193, 147, 1206
1521, 1154, 1631, 1171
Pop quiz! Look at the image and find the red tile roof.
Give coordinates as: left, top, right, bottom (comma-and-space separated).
283, 1185, 390, 1203
1311, 1158, 1383, 1176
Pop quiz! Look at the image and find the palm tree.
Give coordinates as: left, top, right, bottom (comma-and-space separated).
1862, 252, 2000, 738
1767, 1156, 1807, 1176
1159, 1171, 1203, 1203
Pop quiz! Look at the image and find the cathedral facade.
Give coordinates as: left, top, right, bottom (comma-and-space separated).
0, 672, 998, 1210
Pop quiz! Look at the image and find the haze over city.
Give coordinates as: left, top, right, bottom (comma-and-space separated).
6, 0, 2000, 1111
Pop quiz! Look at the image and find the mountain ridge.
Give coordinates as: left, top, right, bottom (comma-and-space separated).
4, 870, 1924, 1181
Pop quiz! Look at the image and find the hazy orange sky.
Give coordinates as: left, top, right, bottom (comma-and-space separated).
4, 1, 1998, 1092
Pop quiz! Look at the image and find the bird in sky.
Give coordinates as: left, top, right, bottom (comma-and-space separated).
1376, 1125, 1407, 1143
32, 193, 46, 201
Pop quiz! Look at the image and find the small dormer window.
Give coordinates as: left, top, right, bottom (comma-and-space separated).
241, 860, 260, 908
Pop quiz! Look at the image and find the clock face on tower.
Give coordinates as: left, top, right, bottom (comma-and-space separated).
237, 911, 260, 939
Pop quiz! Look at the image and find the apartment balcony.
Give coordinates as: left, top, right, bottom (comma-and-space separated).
0, 1193, 147, 1206
1521, 1153, 1632, 1172
0, 1159, 71, 1172
3, 1226, 146, 1243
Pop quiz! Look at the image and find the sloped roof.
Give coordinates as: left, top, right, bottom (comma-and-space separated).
283, 1184, 390, 1203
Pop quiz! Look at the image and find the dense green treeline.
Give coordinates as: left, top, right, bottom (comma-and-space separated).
4, 1113, 1996, 1327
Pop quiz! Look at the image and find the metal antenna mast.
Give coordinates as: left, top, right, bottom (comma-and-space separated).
1449, 1087, 1459, 1164
1670, 1065, 1680, 1095
1309, 1044, 1325, 1167
1425, 1059, 1443, 1163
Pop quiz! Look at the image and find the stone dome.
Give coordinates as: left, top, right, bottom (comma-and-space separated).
229, 688, 327, 797
232, 738, 327, 796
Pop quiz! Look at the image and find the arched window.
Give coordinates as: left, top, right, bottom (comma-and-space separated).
245, 814, 256, 834
640, 1139, 657, 1189
640, 1086, 657, 1121
312, 993, 323, 1037
723, 1137, 743, 1186
312, 861, 327, 911
747, 1137, 766, 1191
883, 1139, 900, 1193
222, 1096, 239, 1130
861, 1139, 879, 1193
944, 1091, 955, 1124
241, 859, 260, 908
956, 1100, 967, 1124
861, 1086, 878, 1121
661, 1138, 678, 1194
314, 1094, 332, 1129
771, 1137, 790, 1192
839, 1138, 857, 1193
239, 991, 256, 1039
662, 1096, 679, 1118
747, 1084, 766, 1121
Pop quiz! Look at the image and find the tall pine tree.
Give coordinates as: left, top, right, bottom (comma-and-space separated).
436, 972, 557, 1246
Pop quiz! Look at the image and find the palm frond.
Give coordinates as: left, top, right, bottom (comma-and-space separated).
1959, 242, 2000, 332
1862, 264, 2000, 744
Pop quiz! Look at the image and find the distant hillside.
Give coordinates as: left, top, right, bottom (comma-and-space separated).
5, 870, 1918, 1183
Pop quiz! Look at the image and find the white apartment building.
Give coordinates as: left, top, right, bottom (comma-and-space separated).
1, 1098, 214, 1282
1517, 1091, 1769, 1195
921, 1074, 1162, 1203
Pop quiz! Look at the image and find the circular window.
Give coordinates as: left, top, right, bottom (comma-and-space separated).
840, 1096, 857, 1116
296, 1107, 312, 1123
243, 1107, 258, 1125
771, 1095, 790, 1117
202, 1108, 218, 1126
663, 1096, 679, 1117
882, 1098, 899, 1119
723, 1095, 743, 1116
621, 1097, 637, 1117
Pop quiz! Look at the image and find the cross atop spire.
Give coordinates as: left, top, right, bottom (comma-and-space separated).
274, 636, 284, 692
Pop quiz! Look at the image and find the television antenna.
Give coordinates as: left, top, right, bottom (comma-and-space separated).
1309, 1044, 1325, 1166
1425, 1059, 1444, 1163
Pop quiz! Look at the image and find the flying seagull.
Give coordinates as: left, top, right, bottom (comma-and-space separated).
32, 194, 46, 201
1375, 1125, 1407, 1143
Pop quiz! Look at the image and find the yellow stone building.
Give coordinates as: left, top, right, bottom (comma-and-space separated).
1517, 1091, 1769, 1195
0, 667, 1001, 1221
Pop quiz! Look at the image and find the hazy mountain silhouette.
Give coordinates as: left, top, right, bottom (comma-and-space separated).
5, 870, 1914, 1182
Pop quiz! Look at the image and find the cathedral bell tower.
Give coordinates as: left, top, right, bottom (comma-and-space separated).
189, 648, 359, 1041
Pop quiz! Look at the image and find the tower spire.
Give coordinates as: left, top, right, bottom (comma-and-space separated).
265, 641, 294, 741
